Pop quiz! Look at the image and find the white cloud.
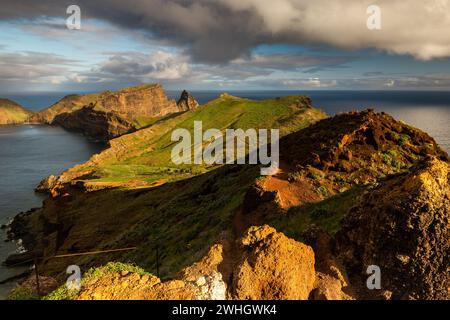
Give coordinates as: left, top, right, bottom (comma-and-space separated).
222, 0, 450, 60
98, 51, 190, 81
281, 78, 338, 88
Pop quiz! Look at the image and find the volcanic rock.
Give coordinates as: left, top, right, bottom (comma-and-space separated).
231, 225, 316, 300
336, 157, 450, 300
177, 90, 199, 111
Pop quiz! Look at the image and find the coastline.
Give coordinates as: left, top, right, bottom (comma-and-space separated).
0, 124, 105, 298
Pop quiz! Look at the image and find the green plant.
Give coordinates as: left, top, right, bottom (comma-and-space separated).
399, 134, 410, 146
8, 287, 39, 300
315, 185, 329, 197
44, 286, 79, 301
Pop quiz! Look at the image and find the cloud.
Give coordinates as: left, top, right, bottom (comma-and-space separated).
231, 54, 352, 71
97, 51, 190, 80
0, 51, 81, 91
281, 78, 338, 88
0, 51, 78, 80
1, 0, 450, 63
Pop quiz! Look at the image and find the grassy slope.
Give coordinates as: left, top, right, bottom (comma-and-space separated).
0, 99, 34, 124
30, 94, 326, 281
64, 94, 326, 187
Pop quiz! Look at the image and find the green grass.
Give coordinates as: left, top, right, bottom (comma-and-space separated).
7, 287, 40, 300
68, 94, 326, 186
33, 93, 327, 295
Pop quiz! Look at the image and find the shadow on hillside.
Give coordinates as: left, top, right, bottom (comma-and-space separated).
30, 163, 261, 281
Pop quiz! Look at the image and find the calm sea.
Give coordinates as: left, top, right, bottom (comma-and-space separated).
0, 125, 103, 298
0, 90, 448, 298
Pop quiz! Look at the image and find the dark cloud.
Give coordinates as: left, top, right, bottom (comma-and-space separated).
2, 0, 450, 63
0, 0, 263, 63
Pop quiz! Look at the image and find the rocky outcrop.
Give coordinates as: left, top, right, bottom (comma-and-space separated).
244, 109, 449, 212
177, 90, 199, 111
33, 84, 179, 125
336, 157, 450, 300
0, 98, 34, 125
53, 104, 135, 142
231, 225, 316, 300
32, 85, 197, 141
35, 175, 62, 195
61, 226, 318, 300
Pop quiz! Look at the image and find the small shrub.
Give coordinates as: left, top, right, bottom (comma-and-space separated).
8, 287, 39, 300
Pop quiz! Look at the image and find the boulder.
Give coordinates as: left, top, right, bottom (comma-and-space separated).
231, 225, 316, 300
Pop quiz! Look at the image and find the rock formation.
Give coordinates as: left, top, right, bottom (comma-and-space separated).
177, 90, 199, 111
231, 225, 316, 300
52, 226, 317, 300
31, 85, 197, 141
53, 104, 136, 142
336, 157, 450, 300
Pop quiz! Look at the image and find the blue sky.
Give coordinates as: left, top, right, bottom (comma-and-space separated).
1, 0, 450, 93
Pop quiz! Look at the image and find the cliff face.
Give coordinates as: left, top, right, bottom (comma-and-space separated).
94, 84, 180, 120
32, 85, 195, 141
53, 105, 136, 142
0, 99, 34, 125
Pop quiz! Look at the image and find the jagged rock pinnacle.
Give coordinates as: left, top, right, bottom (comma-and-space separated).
177, 90, 199, 111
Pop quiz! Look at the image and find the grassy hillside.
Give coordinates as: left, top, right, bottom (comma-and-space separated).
11, 93, 449, 300
16, 94, 326, 281
0, 99, 34, 124
61, 94, 326, 188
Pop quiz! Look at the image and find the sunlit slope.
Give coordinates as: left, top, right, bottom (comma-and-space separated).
0, 99, 34, 124
60, 94, 327, 187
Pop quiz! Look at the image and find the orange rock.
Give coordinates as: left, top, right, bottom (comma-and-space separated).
231, 225, 316, 300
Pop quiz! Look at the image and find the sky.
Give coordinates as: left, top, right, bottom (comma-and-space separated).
1, 0, 450, 93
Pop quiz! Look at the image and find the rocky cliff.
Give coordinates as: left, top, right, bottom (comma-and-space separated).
52, 104, 136, 142
32, 85, 196, 141
0, 99, 34, 125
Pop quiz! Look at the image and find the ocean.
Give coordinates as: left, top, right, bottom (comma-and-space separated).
0, 125, 103, 298
0, 90, 449, 298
